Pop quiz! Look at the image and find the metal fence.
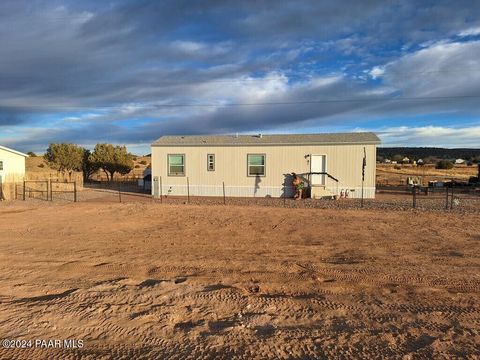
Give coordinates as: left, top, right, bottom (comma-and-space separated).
8, 177, 479, 212
15, 180, 77, 202
377, 184, 480, 211
84, 179, 150, 194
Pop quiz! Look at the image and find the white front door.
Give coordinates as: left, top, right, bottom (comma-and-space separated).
310, 155, 326, 185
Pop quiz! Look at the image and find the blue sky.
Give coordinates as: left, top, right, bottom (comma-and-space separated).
0, 0, 479, 154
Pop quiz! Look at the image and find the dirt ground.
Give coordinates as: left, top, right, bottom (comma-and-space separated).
0, 201, 479, 359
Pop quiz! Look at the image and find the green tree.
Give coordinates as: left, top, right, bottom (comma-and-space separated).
82, 149, 100, 181
90, 144, 134, 181
391, 154, 403, 163
435, 160, 454, 170
44, 143, 84, 179
27, 151, 36, 157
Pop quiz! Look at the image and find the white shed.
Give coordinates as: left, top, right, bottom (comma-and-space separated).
0, 145, 28, 200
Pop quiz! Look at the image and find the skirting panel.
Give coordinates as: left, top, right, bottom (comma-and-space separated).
154, 184, 376, 199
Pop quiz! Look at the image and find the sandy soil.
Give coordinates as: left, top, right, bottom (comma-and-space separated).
0, 202, 479, 359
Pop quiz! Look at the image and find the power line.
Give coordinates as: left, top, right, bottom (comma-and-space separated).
1, 94, 479, 111
1, 67, 480, 86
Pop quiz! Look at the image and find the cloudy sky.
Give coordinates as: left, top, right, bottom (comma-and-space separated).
1, 0, 479, 154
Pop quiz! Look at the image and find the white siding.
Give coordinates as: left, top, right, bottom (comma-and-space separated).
151, 143, 377, 198
0, 148, 26, 200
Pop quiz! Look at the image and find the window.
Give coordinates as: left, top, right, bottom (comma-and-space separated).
168, 154, 185, 176
0, 161, 3, 171
207, 154, 215, 171
247, 154, 265, 176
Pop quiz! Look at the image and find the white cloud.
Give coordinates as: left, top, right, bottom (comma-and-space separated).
171, 40, 232, 56
378, 40, 480, 98
458, 26, 480, 37
369, 66, 385, 79
378, 125, 480, 147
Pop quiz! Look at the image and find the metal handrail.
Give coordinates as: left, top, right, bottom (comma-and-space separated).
306, 171, 339, 183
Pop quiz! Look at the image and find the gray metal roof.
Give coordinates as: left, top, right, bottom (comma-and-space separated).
152, 132, 380, 146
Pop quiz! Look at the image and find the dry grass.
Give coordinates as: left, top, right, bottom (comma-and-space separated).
376, 164, 477, 186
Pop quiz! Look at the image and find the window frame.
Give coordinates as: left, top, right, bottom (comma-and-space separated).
207, 154, 215, 171
247, 153, 266, 177
167, 154, 186, 177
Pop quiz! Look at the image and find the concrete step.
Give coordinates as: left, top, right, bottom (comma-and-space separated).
310, 185, 332, 199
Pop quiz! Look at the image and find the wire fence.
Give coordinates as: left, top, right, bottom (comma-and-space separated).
80, 181, 480, 213
6, 178, 480, 213
376, 184, 480, 211
84, 179, 150, 194
15, 180, 77, 202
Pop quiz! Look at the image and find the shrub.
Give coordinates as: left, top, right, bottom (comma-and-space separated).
38, 163, 45, 168
135, 164, 140, 168
140, 160, 147, 165
435, 160, 454, 170
394, 164, 401, 170
27, 151, 37, 157
467, 161, 473, 166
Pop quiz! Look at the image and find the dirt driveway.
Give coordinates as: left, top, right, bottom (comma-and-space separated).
0, 202, 478, 359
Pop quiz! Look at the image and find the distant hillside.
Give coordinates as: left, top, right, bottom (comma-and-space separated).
378, 147, 480, 161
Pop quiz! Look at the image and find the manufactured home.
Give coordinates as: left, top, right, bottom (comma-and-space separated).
0, 145, 27, 200
151, 132, 380, 199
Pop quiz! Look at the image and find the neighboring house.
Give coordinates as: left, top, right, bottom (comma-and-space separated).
402, 157, 410, 164
150, 132, 380, 199
455, 158, 465, 164
0, 145, 28, 200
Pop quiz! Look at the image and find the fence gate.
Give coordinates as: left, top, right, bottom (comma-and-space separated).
49, 180, 77, 202
23, 180, 49, 201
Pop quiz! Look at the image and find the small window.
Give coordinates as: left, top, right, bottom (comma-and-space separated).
247, 154, 265, 176
168, 154, 185, 176
207, 154, 215, 171
0, 161, 3, 171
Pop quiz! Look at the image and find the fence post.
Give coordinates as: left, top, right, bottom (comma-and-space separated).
187, 177, 190, 203
74, 181, 77, 202
450, 186, 454, 209
118, 182, 122, 203
23, 180, 26, 201
445, 187, 449, 210
283, 183, 286, 207
412, 186, 417, 209
159, 176, 163, 203
223, 181, 226, 205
